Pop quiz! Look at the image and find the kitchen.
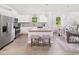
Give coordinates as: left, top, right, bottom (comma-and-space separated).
1, 4, 79, 55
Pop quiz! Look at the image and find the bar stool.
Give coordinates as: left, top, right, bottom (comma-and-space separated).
31, 35, 40, 47
41, 35, 51, 47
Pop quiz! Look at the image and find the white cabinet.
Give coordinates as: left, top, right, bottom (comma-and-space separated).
20, 27, 28, 34
20, 27, 32, 34
38, 15, 48, 23
18, 15, 48, 23
18, 15, 31, 23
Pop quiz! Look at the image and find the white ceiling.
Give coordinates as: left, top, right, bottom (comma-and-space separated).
6, 4, 79, 15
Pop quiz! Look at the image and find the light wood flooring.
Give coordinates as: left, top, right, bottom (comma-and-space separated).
0, 34, 79, 55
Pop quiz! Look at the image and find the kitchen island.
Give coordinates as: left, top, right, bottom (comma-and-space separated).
28, 27, 53, 43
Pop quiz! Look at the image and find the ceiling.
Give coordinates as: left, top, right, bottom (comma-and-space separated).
6, 4, 79, 15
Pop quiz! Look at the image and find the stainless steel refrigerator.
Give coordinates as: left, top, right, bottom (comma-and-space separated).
0, 15, 14, 49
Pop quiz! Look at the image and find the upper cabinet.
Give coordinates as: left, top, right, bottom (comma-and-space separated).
18, 15, 31, 23
18, 14, 48, 23
38, 15, 48, 23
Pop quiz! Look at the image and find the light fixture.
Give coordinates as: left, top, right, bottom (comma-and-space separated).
44, 4, 48, 17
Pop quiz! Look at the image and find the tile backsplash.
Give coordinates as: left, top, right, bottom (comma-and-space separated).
20, 22, 47, 27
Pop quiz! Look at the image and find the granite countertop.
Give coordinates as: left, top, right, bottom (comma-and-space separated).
29, 27, 52, 32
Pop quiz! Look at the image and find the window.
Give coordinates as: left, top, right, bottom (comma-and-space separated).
56, 17, 61, 28
32, 16, 37, 23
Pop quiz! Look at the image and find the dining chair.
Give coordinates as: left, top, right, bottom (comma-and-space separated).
41, 35, 51, 47
31, 35, 40, 47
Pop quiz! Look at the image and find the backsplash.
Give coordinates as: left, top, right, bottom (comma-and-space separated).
20, 22, 47, 27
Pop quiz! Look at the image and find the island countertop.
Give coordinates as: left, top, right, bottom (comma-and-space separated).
28, 27, 53, 43
29, 27, 52, 32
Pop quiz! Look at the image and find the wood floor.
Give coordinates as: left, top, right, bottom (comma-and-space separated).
0, 34, 79, 55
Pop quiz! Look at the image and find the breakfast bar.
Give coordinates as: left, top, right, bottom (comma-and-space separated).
28, 27, 53, 44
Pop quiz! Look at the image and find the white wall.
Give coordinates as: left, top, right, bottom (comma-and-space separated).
61, 12, 79, 27
43, 12, 79, 30
18, 15, 31, 22
0, 5, 18, 17
10, 4, 79, 33
18, 14, 48, 23
51, 12, 79, 29
18, 11, 79, 33
7, 4, 79, 15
